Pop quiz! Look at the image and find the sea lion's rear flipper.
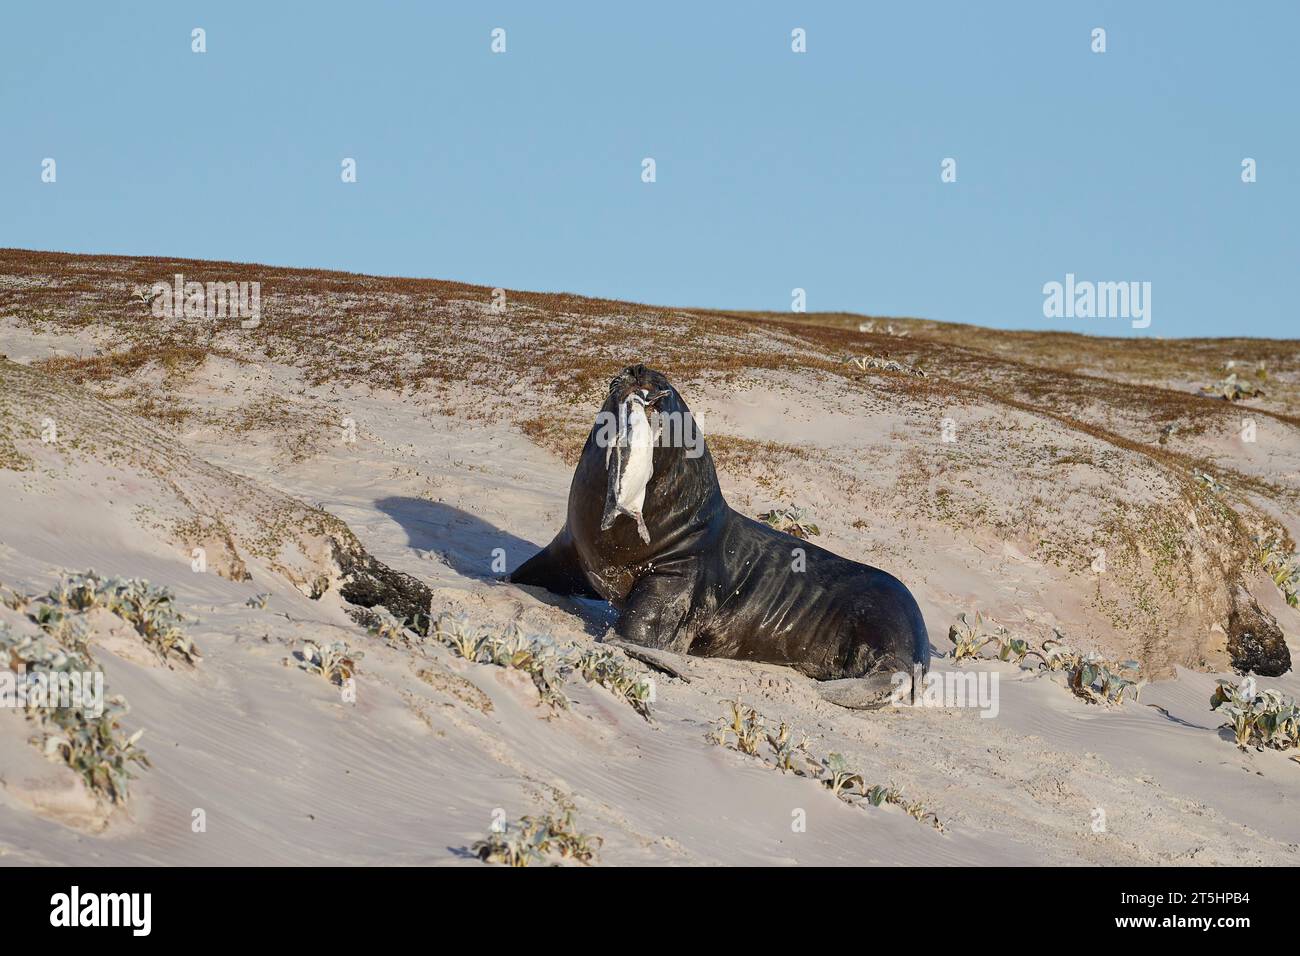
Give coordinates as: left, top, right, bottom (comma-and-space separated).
815, 672, 903, 710
507, 531, 600, 599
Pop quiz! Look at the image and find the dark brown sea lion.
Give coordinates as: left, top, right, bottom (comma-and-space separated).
508, 364, 930, 705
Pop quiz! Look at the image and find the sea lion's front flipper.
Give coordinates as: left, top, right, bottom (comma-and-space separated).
815, 673, 901, 710
605, 638, 692, 683
507, 531, 600, 599
616, 571, 693, 654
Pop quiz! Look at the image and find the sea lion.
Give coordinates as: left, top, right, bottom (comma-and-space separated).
508, 364, 930, 706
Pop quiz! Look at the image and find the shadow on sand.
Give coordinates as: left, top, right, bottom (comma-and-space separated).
375, 496, 538, 579
374, 496, 616, 636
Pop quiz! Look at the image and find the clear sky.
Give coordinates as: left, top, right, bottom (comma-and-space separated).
2, 1, 1295, 338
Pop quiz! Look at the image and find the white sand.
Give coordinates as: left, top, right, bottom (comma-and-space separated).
1, 265, 1297, 866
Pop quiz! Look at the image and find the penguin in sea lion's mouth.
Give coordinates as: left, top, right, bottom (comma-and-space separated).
601, 387, 670, 544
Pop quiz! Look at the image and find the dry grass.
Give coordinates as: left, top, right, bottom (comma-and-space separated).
34, 343, 213, 384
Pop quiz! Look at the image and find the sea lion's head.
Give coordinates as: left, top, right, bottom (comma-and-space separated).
605, 364, 676, 418
593, 364, 711, 544
600, 364, 705, 466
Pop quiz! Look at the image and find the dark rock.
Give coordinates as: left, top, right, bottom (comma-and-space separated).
329, 538, 433, 631
1226, 585, 1291, 676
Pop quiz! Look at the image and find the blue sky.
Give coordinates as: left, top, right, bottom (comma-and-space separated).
2, 1, 1295, 338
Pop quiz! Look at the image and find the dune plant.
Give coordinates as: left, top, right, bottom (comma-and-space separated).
757, 506, 820, 539
434, 614, 487, 661
105, 577, 200, 665
1200, 371, 1265, 402
474, 803, 603, 866
1040, 635, 1141, 705
1194, 470, 1226, 494
435, 615, 570, 709
0, 583, 26, 611
1, 623, 150, 805
847, 355, 926, 378
472, 821, 549, 867
483, 626, 570, 709
822, 753, 865, 799
366, 606, 415, 645
1211, 679, 1300, 754
994, 634, 1031, 663
863, 784, 943, 829
48, 572, 107, 612
574, 647, 653, 719
29, 603, 84, 647
950, 612, 1141, 706
427, 613, 653, 718
31, 571, 200, 665
522, 803, 603, 862
707, 700, 943, 830
947, 612, 987, 662
1253, 533, 1299, 608
711, 698, 765, 755
766, 721, 816, 775
947, 613, 1028, 663
297, 640, 360, 685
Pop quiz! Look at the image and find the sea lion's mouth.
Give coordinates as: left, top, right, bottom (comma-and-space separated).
613, 382, 671, 408
623, 388, 670, 414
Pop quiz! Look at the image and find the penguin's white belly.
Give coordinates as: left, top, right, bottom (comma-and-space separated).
614, 404, 655, 514
601, 398, 658, 543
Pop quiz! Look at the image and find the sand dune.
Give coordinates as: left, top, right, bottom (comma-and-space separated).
1, 248, 1297, 865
